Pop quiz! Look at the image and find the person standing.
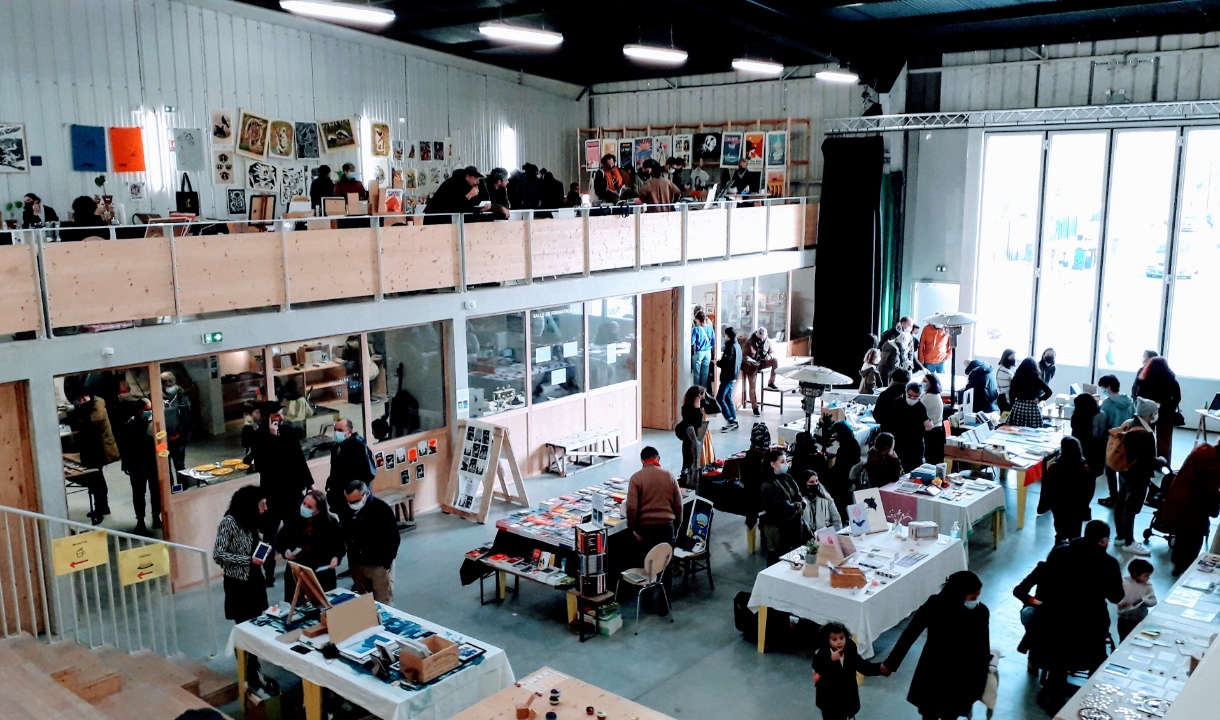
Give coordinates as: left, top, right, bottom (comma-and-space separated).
115, 396, 160, 535
1117, 558, 1157, 641
1038, 348, 1057, 385
249, 405, 314, 586
625, 447, 683, 616
1157, 437, 1220, 574
715, 327, 741, 431
332, 163, 368, 201
921, 374, 946, 464
759, 448, 808, 566
918, 323, 950, 373
995, 350, 1017, 412
859, 348, 881, 394
878, 330, 917, 387
964, 359, 999, 413
1132, 356, 1181, 464
742, 328, 779, 417
212, 486, 272, 689
1008, 357, 1052, 428
340, 480, 399, 604
881, 571, 991, 720
872, 368, 910, 435
812, 622, 886, 720
1113, 398, 1161, 556
638, 162, 681, 209
423, 166, 484, 224
325, 418, 376, 515
64, 382, 119, 525
592, 154, 624, 204
824, 421, 862, 520
308, 165, 334, 212
891, 382, 931, 472
160, 372, 192, 474
276, 490, 345, 602
1071, 393, 1107, 481
1097, 375, 1135, 508
477, 167, 512, 220
1037, 436, 1095, 545
675, 386, 708, 489
690, 309, 715, 389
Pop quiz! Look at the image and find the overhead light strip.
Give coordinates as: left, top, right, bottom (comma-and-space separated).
280, 1, 395, 27
479, 22, 564, 47
732, 58, 784, 75
816, 68, 858, 83
623, 44, 688, 64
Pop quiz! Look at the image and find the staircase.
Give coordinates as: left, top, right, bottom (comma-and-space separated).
0, 635, 236, 720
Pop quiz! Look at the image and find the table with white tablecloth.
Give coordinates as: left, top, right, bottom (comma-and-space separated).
747, 531, 968, 658
778, 416, 877, 448
879, 481, 1006, 548
228, 593, 514, 720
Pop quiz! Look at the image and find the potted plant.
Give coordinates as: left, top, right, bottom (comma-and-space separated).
3, 200, 22, 229
802, 537, 821, 577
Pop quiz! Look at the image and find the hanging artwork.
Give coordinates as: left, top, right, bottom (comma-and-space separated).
617, 140, 633, 169
765, 168, 786, 197
766, 130, 788, 167
384, 188, 404, 213
108, 127, 146, 172
391, 168, 403, 188
651, 135, 672, 163
268, 121, 294, 159
692, 132, 721, 164
434, 140, 445, 161
672, 134, 692, 165
247, 161, 277, 192
128, 182, 144, 201
419, 141, 432, 162
279, 165, 307, 205
226, 188, 246, 216
583, 139, 601, 170
720, 132, 743, 166
371, 122, 390, 157
70, 124, 107, 172
371, 162, 387, 186
213, 150, 236, 185
632, 137, 654, 169
744, 131, 766, 171
429, 166, 442, 185
600, 138, 617, 164
236, 111, 270, 159
392, 139, 404, 161
406, 142, 415, 160
319, 118, 357, 153
173, 128, 205, 171
210, 110, 234, 146
404, 168, 418, 190
294, 122, 320, 159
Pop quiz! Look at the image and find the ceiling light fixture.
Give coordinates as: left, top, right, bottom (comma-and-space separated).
623, 44, 688, 64
279, 1, 395, 27
816, 68, 859, 83
479, 22, 563, 47
732, 58, 783, 75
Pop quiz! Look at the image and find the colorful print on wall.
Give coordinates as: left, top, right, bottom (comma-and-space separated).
279, 165, 307, 206
765, 168, 786, 197
320, 118, 357, 153
108, 127, 146, 173
371, 123, 390, 157
392, 139, 404, 162
672, 134, 692, 165
236, 110, 270, 159
268, 121, 295, 159
600, 138, 617, 164
632, 137, 654, 169
434, 140, 445, 162
617, 140, 633, 169
584, 139, 601, 170
391, 168, 403, 188
226, 188, 246, 216
173, 128, 206, 171
766, 130, 788, 167
419, 141, 432, 162
744, 131, 766, 171
247, 161, 277, 192
692, 133, 721, 165
404, 167, 418, 190
651, 135, 672, 164
294, 122, 320, 159
128, 181, 144, 201
213, 150, 236, 185
720, 132, 743, 166
70, 124, 107, 172
210, 110, 234, 146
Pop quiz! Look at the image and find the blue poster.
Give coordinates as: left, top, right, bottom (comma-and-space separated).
70, 124, 107, 172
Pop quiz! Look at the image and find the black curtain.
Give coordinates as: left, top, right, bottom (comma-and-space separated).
811, 136, 885, 382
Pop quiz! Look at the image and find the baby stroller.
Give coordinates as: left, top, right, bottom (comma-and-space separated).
1143, 468, 1178, 548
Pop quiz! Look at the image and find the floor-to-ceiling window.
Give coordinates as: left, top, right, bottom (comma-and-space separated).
1166, 127, 1220, 379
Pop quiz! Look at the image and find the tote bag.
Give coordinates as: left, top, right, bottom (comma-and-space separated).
175, 173, 200, 214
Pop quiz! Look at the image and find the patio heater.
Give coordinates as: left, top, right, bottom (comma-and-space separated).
782, 365, 854, 433
921, 312, 978, 405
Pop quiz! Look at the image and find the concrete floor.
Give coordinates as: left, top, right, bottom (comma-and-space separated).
166, 400, 1209, 720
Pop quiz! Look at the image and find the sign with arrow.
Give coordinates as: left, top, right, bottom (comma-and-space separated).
51, 530, 109, 576
118, 543, 171, 587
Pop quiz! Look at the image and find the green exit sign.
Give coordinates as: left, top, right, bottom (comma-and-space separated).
202, 331, 223, 345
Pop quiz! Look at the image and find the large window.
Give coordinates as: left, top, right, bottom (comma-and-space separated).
720, 277, 755, 338
1167, 128, 1220, 379
530, 303, 585, 404
756, 273, 789, 341
466, 313, 527, 418
589, 296, 637, 389
975, 133, 1043, 358
368, 323, 446, 442
271, 336, 365, 443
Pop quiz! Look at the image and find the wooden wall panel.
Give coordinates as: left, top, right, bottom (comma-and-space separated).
586, 383, 640, 447
640, 290, 679, 430
287, 228, 377, 304
167, 476, 258, 589
0, 382, 43, 634
530, 218, 585, 278
487, 410, 531, 480
367, 428, 452, 514
382, 225, 459, 293
588, 215, 636, 271
464, 221, 527, 285
0, 244, 41, 335
44, 237, 175, 327
527, 396, 587, 476
767, 204, 802, 251
729, 206, 768, 255
639, 212, 682, 266
175, 234, 285, 314
686, 208, 727, 260
805, 202, 819, 247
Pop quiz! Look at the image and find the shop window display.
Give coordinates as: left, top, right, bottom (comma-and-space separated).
170, 349, 267, 473
467, 313, 528, 418
588, 296, 637, 389
755, 272, 789, 342
790, 267, 814, 341
720, 277, 755, 338
269, 336, 367, 449
368, 323, 446, 443
530, 303, 585, 404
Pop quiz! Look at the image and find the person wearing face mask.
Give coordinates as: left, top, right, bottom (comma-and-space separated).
160, 372, 192, 473
250, 404, 313, 587
995, 349, 1018, 412
1131, 356, 1182, 465
800, 471, 842, 533
727, 158, 760, 194
63, 381, 119, 525
759, 448, 809, 566
1008, 357, 1052, 428
920, 374, 947, 464
1096, 375, 1134, 508
115, 396, 160, 535
638, 160, 681, 211
325, 418, 376, 516
872, 368, 910, 435
340, 480, 400, 604
880, 571, 990, 720
276, 490, 345, 602
1038, 348, 1057, 385
891, 382, 932, 472
1112, 398, 1163, 556
213, 485, 273, 689
20, 192, 58, 228
332, 162, 368, 201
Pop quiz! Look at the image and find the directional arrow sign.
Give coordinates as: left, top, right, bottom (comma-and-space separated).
51, 530, 109, 576
118, 543, 171, 587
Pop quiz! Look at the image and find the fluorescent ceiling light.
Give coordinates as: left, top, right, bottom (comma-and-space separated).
732, 58, 783, 75
623, 44, 688, 64
479, 23, 563, 47
280, 1, 395, 26
816, 68, 859, 83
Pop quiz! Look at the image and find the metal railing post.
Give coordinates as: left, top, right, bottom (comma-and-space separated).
201, 555, 218, 658
581, 208, 591, 277
524, 212, 534, 284
764, 199, 772, 255
457, 214, 468, 293
35, 230, 53, 338
724, 202, 734, 259
633, 208, 642, 271
168, 229, 183, 323
680, 203, 689, 266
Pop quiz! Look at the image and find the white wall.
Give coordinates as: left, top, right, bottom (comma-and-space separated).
900, 129, 970, 316
0, 0, 585, 220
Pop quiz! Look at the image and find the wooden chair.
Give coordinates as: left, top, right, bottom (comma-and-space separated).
615, 543, 674, 633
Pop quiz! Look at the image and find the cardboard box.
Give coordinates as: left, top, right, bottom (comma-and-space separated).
244, 689, 283, 720
398, 635, 459, 683
828, 567, 867, 589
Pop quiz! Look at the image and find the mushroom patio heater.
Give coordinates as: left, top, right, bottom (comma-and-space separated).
782, 365, 854, 433
921, 312, 978, 405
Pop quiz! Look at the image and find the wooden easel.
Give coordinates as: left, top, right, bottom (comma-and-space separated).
442, 419, 530, 523
285, 561, 331, 629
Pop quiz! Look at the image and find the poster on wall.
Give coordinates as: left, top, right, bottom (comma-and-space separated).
744, 131, 766, 171
268, 121, 294, 159
456, 420, 497, 512
651, 135, 672, 163
109, 127, 146, 173
632, 137, 654, 169
371, 122, 390, 157
210, 110, 234, 146
600, 138, 617, 164
419, 141, 432, 162
434, 140, 445, 162
213, 150, 236, 185
766, 130, 788, 167
672, 134, 692, 165
226, 188, 246, 216
279, 166, 307, 205
320, 118, 357, 153
128, 182, 144, 201
70, 124, 107, 172
584, 139, 601, 170
720, 132, 743, 166
617, 140, 633, 169
404, 168, 418, 190
0, 123, 28, 173
765, 168, 786, 197
392, 139, 404, 161
692, 132, 721, 164
247, 161, 277, 192
294, 122, 320, 159
173, 128, 205, 171
236, 110, 270, 159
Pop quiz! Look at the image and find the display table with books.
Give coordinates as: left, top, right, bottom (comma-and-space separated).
228, 589, 512, 720
879, 477, 1006, 548
944, 424, 1061, 530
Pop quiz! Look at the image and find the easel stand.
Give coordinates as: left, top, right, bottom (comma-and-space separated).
442, 419, 530, 523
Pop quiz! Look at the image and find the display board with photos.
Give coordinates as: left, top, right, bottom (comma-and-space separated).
445, 419, 529, 523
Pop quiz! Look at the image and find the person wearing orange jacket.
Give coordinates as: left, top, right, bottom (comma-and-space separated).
918, 324, 951, 373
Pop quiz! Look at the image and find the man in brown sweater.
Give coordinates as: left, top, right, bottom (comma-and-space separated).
625, 446, 683, 615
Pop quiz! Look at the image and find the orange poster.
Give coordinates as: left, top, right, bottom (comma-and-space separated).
109, 127, 146, 172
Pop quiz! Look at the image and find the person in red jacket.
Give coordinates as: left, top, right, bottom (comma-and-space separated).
918, 324, 951, 373
1159, 439, 1220, 575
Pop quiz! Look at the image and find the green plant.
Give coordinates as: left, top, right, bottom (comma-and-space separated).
94, 174, 107, 193
804, 538, 820, 557
4, 200, 21, 219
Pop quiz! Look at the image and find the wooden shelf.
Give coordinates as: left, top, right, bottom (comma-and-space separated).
272, 361, 345, 378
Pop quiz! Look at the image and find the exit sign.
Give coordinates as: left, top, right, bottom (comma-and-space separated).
202, 331, 223, 345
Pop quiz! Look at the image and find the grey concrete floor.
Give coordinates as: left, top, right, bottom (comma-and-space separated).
172, 400, 1208, 720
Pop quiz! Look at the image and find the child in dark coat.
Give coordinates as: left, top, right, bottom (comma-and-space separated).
812, 622, 885, 720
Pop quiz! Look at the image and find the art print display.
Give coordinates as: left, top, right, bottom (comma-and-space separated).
213, 150, 236, 185
419, 141, 432, 162
236, 110, 270, 159
852, 488, 887, 533
226, 188, 246, 216
70, 124, 107, 172
279, 165, 307, 205
428, 166, 442, 185
765, 168, 786, 197
384, 188, 404, 213
456, 421, 496, 511
210, 110, 234, 146
601, 138, 617, 163
720, 132, 743, 166
371, 122, 390, 157
128, 182, 144, 201
766, 130, 788, 167
319, 118, 357, 153
294, 122, 320, 159
173, 127, 205, 171
109, 127, 146, 172
651, 135, 672, 163
372, 162, 387, 185
406, 142, 415, 160
404, 167, 418, 190
632, 137, 654, 169
617, 140, 633, 169
744, 131, 766, 171
434, 140, 445, 161
584, 139, 601, 170
671, 134, 692, 165
392, 139, 404, 161
391, 168, 403, 188
268, 121, 294, 159
692, 132, 721, 164
247, 161, 277, 192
